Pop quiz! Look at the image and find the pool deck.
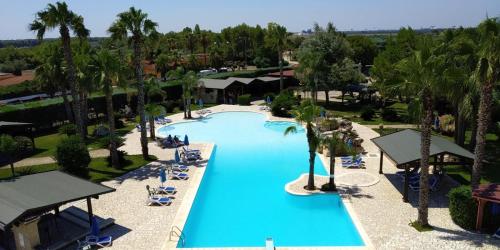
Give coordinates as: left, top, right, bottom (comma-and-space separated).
68, 104, 498, 250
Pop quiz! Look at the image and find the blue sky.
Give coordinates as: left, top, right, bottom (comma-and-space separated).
1, 0, 499, 39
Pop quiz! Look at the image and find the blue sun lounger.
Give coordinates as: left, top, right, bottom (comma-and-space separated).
341, 157, 363, 168
171, 172, 189, 180
86, 235, 113, 248
158, 186, 176, 194
409, 175, 440, 191
172, 164, 189, 172
493, 227, 500, 239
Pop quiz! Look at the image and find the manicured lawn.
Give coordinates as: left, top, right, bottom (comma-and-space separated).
0, 155, 156, 182
321, 100, 411, 125
373, 128, 500, 184
32, 121, 137, 157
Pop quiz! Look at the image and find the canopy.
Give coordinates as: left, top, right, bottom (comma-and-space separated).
371, 129, 474, 167
175, 149, 181, 163
0, 171, 115, 230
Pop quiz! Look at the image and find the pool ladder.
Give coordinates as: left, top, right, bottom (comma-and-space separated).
169, 225, 186, 246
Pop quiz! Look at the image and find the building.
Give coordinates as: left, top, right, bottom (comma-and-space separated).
197, 77, 281, 104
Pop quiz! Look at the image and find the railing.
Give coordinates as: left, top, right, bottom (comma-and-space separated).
169, 225, 186, 247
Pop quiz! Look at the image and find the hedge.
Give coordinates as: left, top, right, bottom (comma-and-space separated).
448, 186, 478, 230
237, 94, 251, 105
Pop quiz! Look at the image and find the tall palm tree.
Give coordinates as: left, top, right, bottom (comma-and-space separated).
109, 7, 158, 159
145, 103, 165, 140
92, 50, 125, 168
284, 101, 321, 190
396, 36, 445, 227
266, 23, 288, 91
30, 2, 89, 138
319, 131, 342, 191
471, 19, 500, 187
200, 31, 211, 66
182, 71, 199, 119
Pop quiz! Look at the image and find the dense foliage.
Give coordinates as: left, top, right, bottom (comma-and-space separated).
237, 94, 251, 105
271, 91, 298, 117
448, 186, 478, 230
55, 135, 91, 177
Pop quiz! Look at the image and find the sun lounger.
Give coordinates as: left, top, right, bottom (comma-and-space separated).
170, 172, 189, 180
409, 175, 440, 191
172, 164, 189, 172
182, 146, 201, 156
157, 186, 176, 194
85, 235, 113, 248
148, 196, 172, 206
341, 157, 363, 168
340, 154, 363, 163
493, 227, 500, 239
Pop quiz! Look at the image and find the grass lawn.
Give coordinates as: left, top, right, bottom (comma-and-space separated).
373, 127, 500, 185
320, 100, 411, 125
32, 121, 137, 157
0, 155, 156, 182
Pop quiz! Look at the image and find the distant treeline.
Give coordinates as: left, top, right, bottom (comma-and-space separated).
0, 37, 107, 48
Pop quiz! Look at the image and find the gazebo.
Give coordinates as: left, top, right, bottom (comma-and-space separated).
0, 171, 115, 249
0, 121, 35, 147
371, 129, 474, 202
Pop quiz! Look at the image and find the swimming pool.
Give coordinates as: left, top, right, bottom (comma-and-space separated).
158, 112, 364, 247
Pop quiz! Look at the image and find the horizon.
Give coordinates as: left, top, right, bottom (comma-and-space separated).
0, 0, 499, 40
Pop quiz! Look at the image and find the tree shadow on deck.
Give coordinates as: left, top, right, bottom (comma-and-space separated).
432, 226, 497, 248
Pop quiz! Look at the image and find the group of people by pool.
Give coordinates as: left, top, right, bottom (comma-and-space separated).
159, 134, 184, 148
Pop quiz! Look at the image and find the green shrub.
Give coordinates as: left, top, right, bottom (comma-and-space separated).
97, 134, 125, 149
58, 124, 77, 136
237, 94, 251, 105
360, 106, 375, 121
448, 186, 477, 230
55, 136, 90, 177
381, 108, 399, 122
114, 113, 125, 129
271, 91, 297, 117
14, 136, 33, 157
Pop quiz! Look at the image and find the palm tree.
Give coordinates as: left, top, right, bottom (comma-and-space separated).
182, 71, 199, 119
145, 103, 165, 140
319, 131, 342, 191
396, 36, 445, 227
109, 7, 158, 159
471, 19, 500, 187
266, 23, 288, 91
284, 101, 321, 190
30, 2, 89, 139
92, 50, 125, 168
200, 31, 211, 66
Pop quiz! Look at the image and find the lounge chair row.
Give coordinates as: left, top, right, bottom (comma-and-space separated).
155, 116, 172, 125
395, 171, 441, 191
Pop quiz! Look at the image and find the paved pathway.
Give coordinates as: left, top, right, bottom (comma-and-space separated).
364, 124, 417, 129
2, 149, 110, 169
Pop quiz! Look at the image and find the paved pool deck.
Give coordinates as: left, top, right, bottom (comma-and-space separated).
67, 104, 498, 250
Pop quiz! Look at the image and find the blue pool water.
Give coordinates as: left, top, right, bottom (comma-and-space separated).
158, 112, 364, 247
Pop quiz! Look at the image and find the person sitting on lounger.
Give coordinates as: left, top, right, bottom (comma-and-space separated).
173, 136, 184, 146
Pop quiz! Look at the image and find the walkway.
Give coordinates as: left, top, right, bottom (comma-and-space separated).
2, 149, 110, 168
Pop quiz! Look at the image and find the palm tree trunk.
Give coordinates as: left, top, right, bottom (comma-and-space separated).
61, 87, 73, 122
149, 116, 156, 140
329, 142, 336, 191
105, 89, 119, 168
306, 122, 316, 190
9, 161, 15, 178
80, 90, 88, 139
324, 90, 329, 105
183, 97, 187, 119
187, 97, 192, 119
469, 102, 479, 151
279, 48, 284, 92
471, 80, 494, 187
133, 38, 149, 159
60, 25, 83, 138
417, 89, 432, 226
